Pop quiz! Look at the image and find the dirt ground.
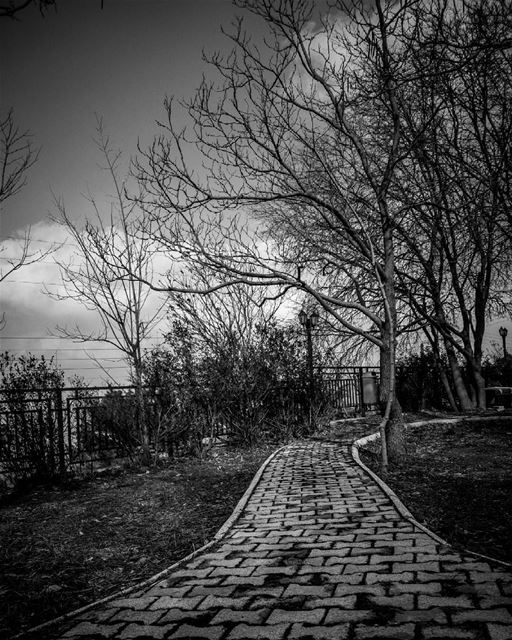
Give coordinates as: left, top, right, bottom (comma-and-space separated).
0, 444, 274, 638
360, 416, 512, 565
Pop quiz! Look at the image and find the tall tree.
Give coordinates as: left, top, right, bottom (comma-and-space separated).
393, 0, 512, 408
51, 121, 165, 455
134, 0, 429, 463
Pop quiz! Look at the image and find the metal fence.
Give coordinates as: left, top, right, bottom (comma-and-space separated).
0, 386, 154, 481
318, 366, 380, 415
0, 369, 379, 484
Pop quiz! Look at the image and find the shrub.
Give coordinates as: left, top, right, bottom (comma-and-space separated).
0, 353, 65, 486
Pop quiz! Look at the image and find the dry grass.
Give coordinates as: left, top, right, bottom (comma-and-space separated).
360, 416, 512, 564
0, 444, 275, 638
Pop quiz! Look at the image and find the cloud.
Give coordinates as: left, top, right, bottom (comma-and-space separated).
0, 221, 170, 386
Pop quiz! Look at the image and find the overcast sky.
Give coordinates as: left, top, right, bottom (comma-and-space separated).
0, 0, 510, 386
0, 0, 264, 385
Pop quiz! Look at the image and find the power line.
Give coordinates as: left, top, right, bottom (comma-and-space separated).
0, 335, 163, 340
2, 346, 125, 351
0, 256, 61, 265
0, 235, 78, 247
1, 280, 63, 286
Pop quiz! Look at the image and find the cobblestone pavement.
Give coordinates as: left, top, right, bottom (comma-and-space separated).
27, 423, 512, 640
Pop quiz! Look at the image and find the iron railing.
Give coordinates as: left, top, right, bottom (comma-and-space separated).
318, 366, 380, 415
0, 369, 379, 483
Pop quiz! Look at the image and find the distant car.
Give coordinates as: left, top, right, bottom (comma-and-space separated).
485, 387, 512, 409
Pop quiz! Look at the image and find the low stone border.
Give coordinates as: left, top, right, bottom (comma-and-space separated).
352, 416, 512, 570
14, 445, 286, 639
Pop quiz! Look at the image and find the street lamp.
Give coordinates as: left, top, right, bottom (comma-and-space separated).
499, 326, 508, 359
299, 310, 319, 414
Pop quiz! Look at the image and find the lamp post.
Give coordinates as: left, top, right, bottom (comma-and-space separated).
299, 310, 319, 425
499, 326, 508, 359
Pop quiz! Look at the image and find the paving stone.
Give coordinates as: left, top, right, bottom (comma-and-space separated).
470, 571, 510, 583
288, 623, 350, 639
228, 623, 290, 639
222, 576, 266, 586
487, 624, 512, 640
150, 595, 205, 610
417, 594, 473, 609
211, 566, 255, 578
108, 596, 157, 610
324, 609, 376, 624
253, 565, 296, 576
304, 596, 357, 609
157, 609, 213, 624
353, 623, 415, 639
444, 562, 492, 572
423, 628, 478, 639
393, 607, 447, 623
171, 568, 213, 579
334, 584, 385, 596
389, 582, 441, 595
189, 585, 237, 597
366, 571, 414, 584
169, 624, 225, 639
367, 594, 415, 610
211, 609, 269, 624
110, 609, 164, 624
452, 609, 512, 624
117, 623, 175, 639
393, 561, 441, 572
145, 585, 193, 597
283, 584, 333, 597
198, 595, 251, 610
370, 553, 414, 564
266, 608, 325, 624
62, 622, 123, 637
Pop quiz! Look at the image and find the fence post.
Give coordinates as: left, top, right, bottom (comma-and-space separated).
55, 388, 66, 476
358, 367, 366, 417
46, 397, 55, 476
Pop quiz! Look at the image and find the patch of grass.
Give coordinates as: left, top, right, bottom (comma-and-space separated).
0, 444, 275, 638
360, 417, 512, 564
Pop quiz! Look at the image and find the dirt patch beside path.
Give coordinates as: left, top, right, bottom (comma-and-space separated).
0, 444, 274, 638
360, 417, 512, 564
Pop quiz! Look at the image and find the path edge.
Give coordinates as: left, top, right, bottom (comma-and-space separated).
13, 445, 286, 639
351, 416, 512, 570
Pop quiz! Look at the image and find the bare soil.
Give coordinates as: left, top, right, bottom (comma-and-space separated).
360, 416, 512, 564
0, 444, 274, 639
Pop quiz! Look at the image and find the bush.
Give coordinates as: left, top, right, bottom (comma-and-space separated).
396, 349, 450, 412
142, 320, 314, 450
482, 354, 512, 387
0, 353, 65, 486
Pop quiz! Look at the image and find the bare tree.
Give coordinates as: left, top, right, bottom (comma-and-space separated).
131, 0, 433, 463
50, 121, 166, 456
0, 109, 53, 328
0, 109, 37, 204
393, 0, 512, 409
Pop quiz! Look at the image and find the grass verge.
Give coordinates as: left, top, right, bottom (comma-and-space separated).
0, 443, 275, 638
359, 416, 512, 564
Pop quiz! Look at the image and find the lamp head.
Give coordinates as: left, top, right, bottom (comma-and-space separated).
499, 326, 508, 338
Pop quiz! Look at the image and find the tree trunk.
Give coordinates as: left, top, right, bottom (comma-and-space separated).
467, 358, 486, 409
379, 340, 406, 463
445, 341, 474, 411
438, 362, 458, 411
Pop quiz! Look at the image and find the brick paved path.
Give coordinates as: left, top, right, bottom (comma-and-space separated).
27, 425, 512, 640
